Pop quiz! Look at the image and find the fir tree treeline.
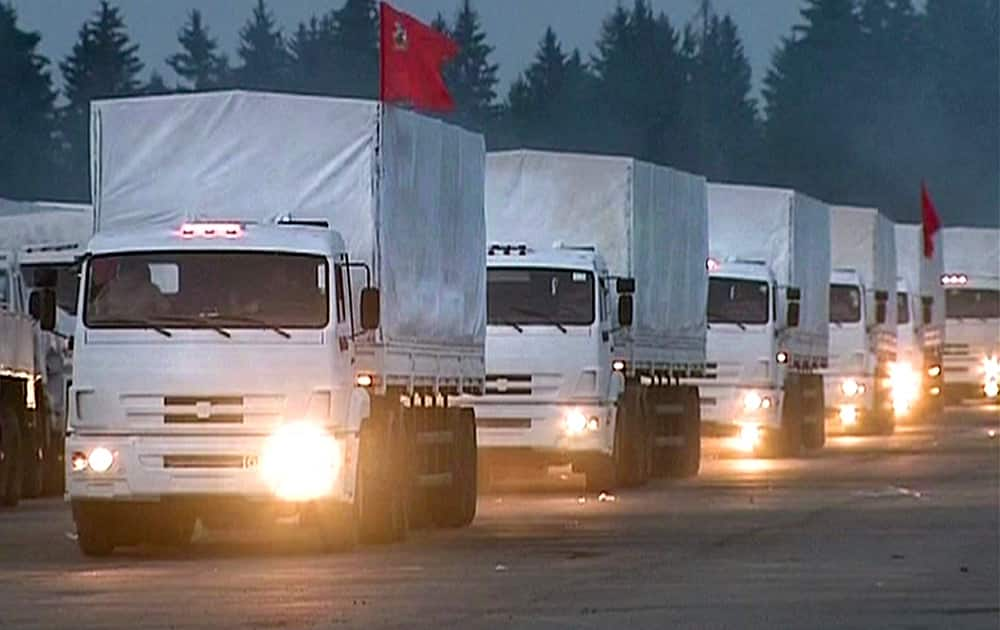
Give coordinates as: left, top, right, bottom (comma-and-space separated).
0, 0, 995, 225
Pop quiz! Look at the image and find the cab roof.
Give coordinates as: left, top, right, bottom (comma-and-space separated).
487, 244, 606, 273
86, 222, 345, 257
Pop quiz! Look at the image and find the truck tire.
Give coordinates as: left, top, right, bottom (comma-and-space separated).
358, 402, 409, 545
619, 385, 649, 487
44, 429, 65, 497
146, 508, 196, 548
679, 386, 701, 477
760, 378, 802, 458
0, 405, 23, 507
581, 453, 617, 492
21, 405, 46, 499
72, 500, 117, 557
312, 499, 359, 552
801, 375, 826, 450
430, 408, 478, 528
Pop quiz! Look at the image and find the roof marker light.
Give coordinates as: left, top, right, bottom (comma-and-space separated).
179, 222, 244, 239
706, 257, 720, 272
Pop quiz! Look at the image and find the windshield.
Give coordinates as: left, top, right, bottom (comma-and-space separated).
487, 267, 595, 326
945, 288, 1000, 319
897, 292, 910, 324
830, 284, 862, 323
707, 277, 769, 324
84, 252, 329, 329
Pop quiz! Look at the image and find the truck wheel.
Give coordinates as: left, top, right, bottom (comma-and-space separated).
430, 408, 478, 528
147, 509, 195, 548
619, 385, 648, 487
761, 379, 802, 458
43, 431, 65, 497
581, 454, 617, 492
0, 405, 23, 507
72, 500, 117, 557
679, 387, 701, 477
312, 500, 359, 552
21, 408, 46, 499
357, 404, 409, 545
801, 376, 826, 449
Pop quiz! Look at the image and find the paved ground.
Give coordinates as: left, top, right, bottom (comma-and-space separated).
1, 407, 997, 629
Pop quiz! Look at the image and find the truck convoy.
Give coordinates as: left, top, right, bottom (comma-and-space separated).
894, 223, 945, 416
696, 185, 830, 456
826, 206, 897, 434
66, 91, 485, 555
476, 150, 709, 490
0, 200, 91, 503
941, 227, 1000, 402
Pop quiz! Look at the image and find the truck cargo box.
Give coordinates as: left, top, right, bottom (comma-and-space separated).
707, 184, 830, 363
0, 199, 92, 249
943, 227, 999, 281
895, 223, 945, 328
90, 91, 486, 359
830, 205, 897, 326
485, 150, 707, 367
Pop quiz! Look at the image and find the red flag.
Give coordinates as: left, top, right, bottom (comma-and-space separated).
921, 181, 942, 259
379, 2, 458, 112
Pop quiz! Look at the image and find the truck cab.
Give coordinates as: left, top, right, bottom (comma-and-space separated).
473, 244, 623, 481
699, 259, 789, 450
941, 272, 1000, 401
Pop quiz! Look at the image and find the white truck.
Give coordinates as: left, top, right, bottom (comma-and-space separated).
695, 185, 830, 456
825, 206, 897, 434
476, 151, 709, 490
941, 227, 1000, 402
0, 199, 92, 499
67, 91, 485, 555
894, 223, 945, 415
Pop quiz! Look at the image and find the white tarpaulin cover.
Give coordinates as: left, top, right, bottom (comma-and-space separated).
0, 312, 36, 376
707, 184, 830, 361
895, 223, 945, 326
943, 227, 1000, 280
91, 91, 485, 348
486, 150, 707, 364
830, 205, 897, 327
0, 198, 92, 250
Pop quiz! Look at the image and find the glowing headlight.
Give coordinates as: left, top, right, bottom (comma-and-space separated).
841, 378, 861, 397
564, 409, 599, 436
839, 405, 858, 425
927, 365, 941, 378
888, 361, 920, 416
983, 357, 1000, 378
87, 447, 114, 473
737, 423, 760, 452
742, 392, 771, 412
260, 422, 341, 502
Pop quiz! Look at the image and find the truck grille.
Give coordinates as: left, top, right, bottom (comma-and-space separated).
163, 455, 255, 469
477, 418, 532, 429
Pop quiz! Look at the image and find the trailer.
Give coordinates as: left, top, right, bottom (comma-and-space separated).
67, 91, 485, 555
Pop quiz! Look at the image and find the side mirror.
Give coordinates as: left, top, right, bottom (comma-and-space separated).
786, 287, 802, 301
618, 294, 634, 327
616, 277, 635, 294
921, 297, 933, 325
786, 301, 801, 328
874, 290, 888, 324
29, 289, 56, 332
360, 287, 380, 331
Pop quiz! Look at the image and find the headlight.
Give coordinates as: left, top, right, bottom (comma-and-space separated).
261, 422, 341, 502
927, 365, 941, 378
841, 378, 861, 397
742, 391, 772, 412
983, 357, 1000, 378
563, 409, 600, 436
737, 423, 760, 452
86, 447, 114, 473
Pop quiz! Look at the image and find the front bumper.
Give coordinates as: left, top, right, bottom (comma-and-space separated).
66, 432, 356, 503
697, 383, 782, 432
473, 401, 615, 459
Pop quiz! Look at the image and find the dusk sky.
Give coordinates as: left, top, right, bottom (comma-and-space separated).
10, 0, 803, 98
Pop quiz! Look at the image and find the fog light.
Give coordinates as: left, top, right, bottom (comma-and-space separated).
986, 381, 1000, 398
927, 365, 941, 378
564, 409, 599, 437
612, 360, 626, 372
839, 405, 858, 426
930, 386, 941, 396
355, 374, 373, 387
87, 447, 114, 473
71, 451, 89, 472
261, 422, 341, 502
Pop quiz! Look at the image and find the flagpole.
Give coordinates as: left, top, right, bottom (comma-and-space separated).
377, 1, 384, 104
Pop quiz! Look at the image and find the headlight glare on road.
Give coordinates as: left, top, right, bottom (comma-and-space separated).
261, 422, 341, 502
87, 447, 114, 473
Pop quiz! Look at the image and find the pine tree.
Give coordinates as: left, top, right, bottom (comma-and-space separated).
329, 0, 378, 97
680, 7, 760, 181
142, 70, 170, 95
59, 0, 144, 199
0, 2, 58, 199
167, 9, 227, 90
437, 0, 499, 131
288, 14, 337, 94
234, 0, 290, 91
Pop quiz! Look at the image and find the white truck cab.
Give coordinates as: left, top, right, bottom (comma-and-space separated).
475, 245, 622, 482
941, 228, 1000, 401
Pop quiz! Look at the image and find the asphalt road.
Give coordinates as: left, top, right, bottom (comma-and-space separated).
1, 407, 997, 630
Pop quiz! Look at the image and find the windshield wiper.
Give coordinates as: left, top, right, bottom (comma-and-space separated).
208, 313, 292, 339
91, 317, 172, 338
495, 320, 523, 333
511, 306, 568, 334
154, 314, 232, 339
